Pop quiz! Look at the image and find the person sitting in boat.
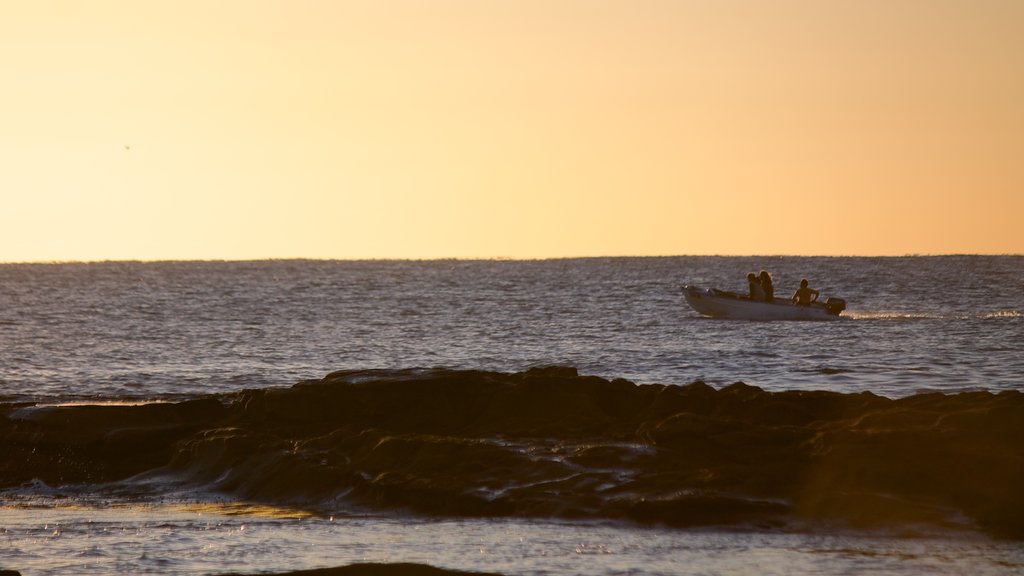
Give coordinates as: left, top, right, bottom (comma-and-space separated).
747, 272, 765, 301
759, 270, 774, 303
791, 279, 819, 306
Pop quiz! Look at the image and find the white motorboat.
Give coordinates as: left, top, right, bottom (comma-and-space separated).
682, 284, 846, 321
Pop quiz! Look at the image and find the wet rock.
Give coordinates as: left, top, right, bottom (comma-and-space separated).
3, 368, 1022, 538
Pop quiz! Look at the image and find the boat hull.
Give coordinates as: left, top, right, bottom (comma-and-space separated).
682, 285, 843, 321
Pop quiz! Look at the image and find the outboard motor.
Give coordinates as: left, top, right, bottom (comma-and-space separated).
824, 297, 846, 316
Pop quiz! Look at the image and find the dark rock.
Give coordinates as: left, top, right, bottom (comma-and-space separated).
3, 367, 1022, 538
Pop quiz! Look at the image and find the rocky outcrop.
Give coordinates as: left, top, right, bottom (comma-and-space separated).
3, 367, 1022, 538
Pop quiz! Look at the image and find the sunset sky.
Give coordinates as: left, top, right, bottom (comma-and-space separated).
2, 0, 1022, 262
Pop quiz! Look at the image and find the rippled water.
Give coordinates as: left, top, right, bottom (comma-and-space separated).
2, 256, 1022, 575
1, 256, 1021, 401
4, 502, 1022, 576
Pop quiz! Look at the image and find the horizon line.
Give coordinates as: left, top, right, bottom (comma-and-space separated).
2, 253, 1021, 265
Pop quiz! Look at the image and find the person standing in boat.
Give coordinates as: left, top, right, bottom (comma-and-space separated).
759, 270, 774, 303
747, 272, 765, 301
791, 278, 819, 306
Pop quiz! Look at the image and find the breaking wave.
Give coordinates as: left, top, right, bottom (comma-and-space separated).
2, 367, 1022, 539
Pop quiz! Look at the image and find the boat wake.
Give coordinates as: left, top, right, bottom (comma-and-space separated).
844, 311, 944, 321
847, 310, 1022, 321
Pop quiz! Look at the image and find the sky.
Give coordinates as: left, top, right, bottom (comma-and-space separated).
1, 0, 1022, 262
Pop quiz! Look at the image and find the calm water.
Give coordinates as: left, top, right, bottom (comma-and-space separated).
2, 256, 1023, 575
1, 256, 1022, 402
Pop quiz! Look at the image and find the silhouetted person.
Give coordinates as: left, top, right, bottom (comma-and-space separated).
759, 270, 774, 303
792, 278, 819, 306
748, 272, 765, 301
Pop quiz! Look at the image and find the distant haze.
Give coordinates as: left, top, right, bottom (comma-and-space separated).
2, 1, 1022, 261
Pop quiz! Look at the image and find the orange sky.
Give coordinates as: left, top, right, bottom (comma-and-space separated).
2, 0, 1022, 262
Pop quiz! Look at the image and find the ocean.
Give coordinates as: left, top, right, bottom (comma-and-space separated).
1, 256, 1022, 575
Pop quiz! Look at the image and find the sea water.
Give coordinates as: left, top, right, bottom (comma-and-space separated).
2, 256, 1023, 575
1, 256, 1021, 402
4, 507, 1023, 575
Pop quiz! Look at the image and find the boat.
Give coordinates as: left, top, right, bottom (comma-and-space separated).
681, 284, 846, 321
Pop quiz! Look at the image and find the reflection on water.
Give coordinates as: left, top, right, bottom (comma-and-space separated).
3, 501, 1022, 576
